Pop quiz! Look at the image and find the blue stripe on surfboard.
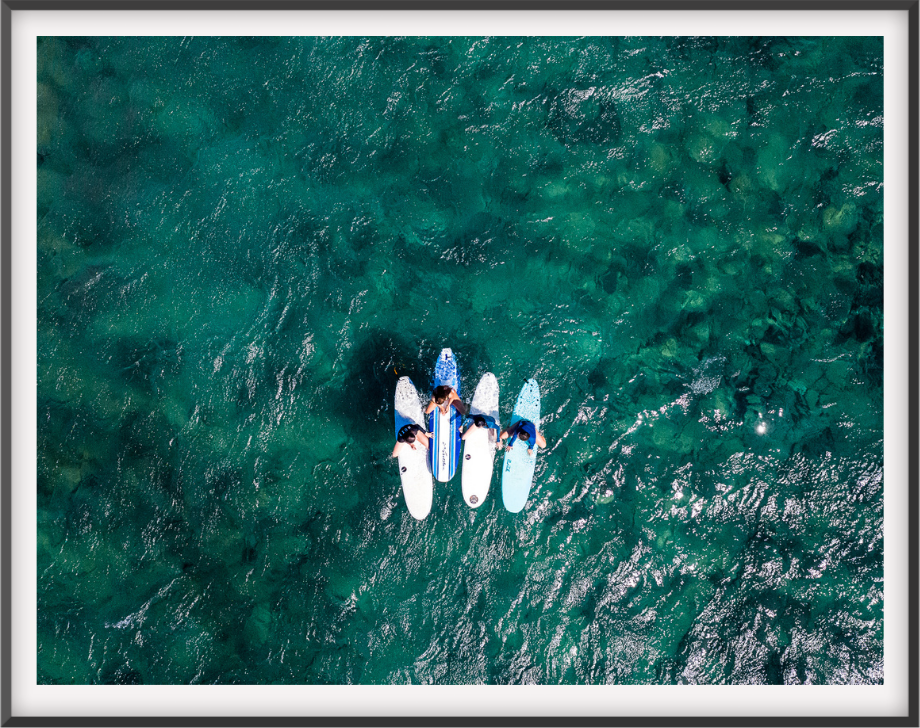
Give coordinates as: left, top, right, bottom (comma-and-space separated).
449, 410, 457, 478
428, 410, 435, 476
431, 410, 441, 480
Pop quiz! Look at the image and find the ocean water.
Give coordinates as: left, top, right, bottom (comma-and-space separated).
36, 36, 884, 685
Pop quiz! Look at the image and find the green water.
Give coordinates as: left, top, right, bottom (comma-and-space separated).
37, 36, 883, 685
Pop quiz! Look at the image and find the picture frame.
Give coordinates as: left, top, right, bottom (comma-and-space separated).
4, 1, 916, 725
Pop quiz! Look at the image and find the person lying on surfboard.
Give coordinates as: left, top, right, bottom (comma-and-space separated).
391, 423, 432, 458
425, 385, 467, 417
500, 420, 547, 456
460, 414, 501, 441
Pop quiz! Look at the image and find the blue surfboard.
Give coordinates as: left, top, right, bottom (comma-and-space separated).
428, 348, 462, 482
501, 379, 541, 513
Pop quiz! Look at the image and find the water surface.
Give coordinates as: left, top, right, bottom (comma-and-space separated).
36, 36, 883, 685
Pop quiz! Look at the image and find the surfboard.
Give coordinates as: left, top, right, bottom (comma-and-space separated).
461, 372, 499, 508
394, 377, 433, 520
428, 348, 462, 482
501, 379, 541, 513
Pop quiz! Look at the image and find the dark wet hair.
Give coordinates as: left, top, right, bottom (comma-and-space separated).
518, 429, 530, 441
397, 425, 418, 443
473, 415, 487, 428
433, 385, 452, 404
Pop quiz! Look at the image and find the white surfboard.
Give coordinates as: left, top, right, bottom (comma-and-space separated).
461, 373, 499, 508
394, 377, 433, 520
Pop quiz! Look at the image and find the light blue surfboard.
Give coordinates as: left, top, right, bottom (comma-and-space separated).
501, 379, 541, 513
428, 348, 462, 482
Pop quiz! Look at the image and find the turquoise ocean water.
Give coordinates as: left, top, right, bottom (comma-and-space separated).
37, 36, 883, 685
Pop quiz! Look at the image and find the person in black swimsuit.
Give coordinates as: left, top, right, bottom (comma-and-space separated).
391, 423, 432, 458
460, 414, 502, 445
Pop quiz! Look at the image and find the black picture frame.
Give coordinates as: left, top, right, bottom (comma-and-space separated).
4, 1, 917, 725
